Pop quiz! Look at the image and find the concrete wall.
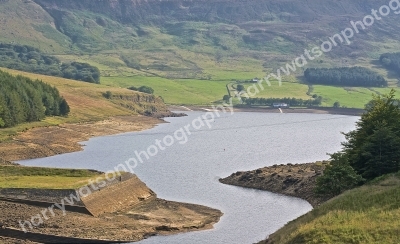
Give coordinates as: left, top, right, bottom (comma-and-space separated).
81, 174, 156, 217
0, 173, 156, 217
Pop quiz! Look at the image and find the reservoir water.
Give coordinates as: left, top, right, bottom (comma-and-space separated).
19, 112, 359, 244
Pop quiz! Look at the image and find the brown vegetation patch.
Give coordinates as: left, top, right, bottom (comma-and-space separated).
0, 116, 162, 162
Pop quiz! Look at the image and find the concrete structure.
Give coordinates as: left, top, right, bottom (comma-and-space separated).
81, 174, 156, 216
0, 173, 157, 217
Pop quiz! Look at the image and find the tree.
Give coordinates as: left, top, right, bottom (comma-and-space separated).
359, 123, 400, 179
236, 84, 245, 92
0, 105, 5, 127
333, 101, 340, 108
304, 67, 387, 87
0, 70, 69, 128
0, 44, 101, 84
223, 95, 231, 102
138, 86, 154, 94
103, 91, 113, 99
343, 89, 400, 180
315, 153, 364, 197
59, 99, 70, 116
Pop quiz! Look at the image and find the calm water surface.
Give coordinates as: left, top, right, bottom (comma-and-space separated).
19, 112, 359, 244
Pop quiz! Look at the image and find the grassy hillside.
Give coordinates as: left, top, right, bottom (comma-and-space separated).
0, 0, 69, 53
262, 172, 400, 244
1, 0, 400, 107
0, 68, 168, 141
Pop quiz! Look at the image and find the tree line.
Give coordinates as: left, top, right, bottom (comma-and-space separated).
316, 90, 400, 197
380, 52, 400, 76
0, 70, 70, 128
304, 67, 387, 87
240, 96, 322, 107
0, 44, 100, 83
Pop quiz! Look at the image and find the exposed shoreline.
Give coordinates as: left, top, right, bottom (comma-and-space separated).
220, 162, 335, 243
0, 115, 164, 162
168, 105, 364, 116
0, 198, 223, 244
0, 113, 223, 243
219, 162, 330, 208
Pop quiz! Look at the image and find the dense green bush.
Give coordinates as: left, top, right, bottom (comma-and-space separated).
315, 153, 364, 197
0, 70, 69, 128
128, 85, 154, 94
304, 67, 387, 87
0, 44, 100, 83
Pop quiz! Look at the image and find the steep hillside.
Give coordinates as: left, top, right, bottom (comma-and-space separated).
30, 0, 400, 58
3, 0, 399, 63
1, 0, 400, 106
0, 0, 69, 53
0, 68, 171, 161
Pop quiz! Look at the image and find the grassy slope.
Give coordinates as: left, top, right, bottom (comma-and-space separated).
264, 172, 400, 244
0, 165, 104, 189
0, 0, 69, 53
0, 68, 165, 141
2, 0, 400, 107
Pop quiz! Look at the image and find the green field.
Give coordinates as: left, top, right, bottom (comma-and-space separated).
313, 86, 400, 108
0, 165, 105, 189
102, 75, 315, 104
265, 172, 400, 244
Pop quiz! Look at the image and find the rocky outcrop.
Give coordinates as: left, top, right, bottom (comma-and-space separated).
220, 162, 330, 207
